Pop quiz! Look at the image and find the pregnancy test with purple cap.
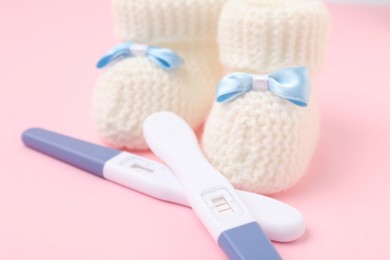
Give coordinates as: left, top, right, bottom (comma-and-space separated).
21, 128, 304, 244
143, 112, 282, 260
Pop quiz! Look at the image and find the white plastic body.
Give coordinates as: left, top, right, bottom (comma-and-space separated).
103, 152, 187, 205
103, 151, 305, 242
143, 112, 259, 241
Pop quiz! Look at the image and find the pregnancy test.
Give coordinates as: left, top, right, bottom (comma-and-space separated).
143, 112, 282, 260
22, 128, 304, 243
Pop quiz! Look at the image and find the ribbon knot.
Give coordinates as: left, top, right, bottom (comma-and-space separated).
96, 42, 184, 70
216, 67, 310, 107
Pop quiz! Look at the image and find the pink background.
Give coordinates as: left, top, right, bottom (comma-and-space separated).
1, 1, 389, 259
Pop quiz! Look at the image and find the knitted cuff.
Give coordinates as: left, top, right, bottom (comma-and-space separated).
218, 0, 330, 72
113, 0, 227, 42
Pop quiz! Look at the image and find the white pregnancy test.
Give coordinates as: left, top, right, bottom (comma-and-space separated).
143, 112, 282, 260
22, 128, 304, 243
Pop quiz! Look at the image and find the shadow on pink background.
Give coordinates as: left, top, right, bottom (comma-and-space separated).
1, 1, 389, 259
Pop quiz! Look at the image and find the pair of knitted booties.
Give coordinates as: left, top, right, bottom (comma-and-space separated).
93, 0, 330, 195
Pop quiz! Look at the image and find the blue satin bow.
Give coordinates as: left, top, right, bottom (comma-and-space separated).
96, 42, 184, 70
216, 67, 310, 107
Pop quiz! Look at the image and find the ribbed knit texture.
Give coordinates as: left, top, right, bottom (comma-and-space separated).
114, 0, 227, 42
202, 0, 330, 194
93, 0, 226, 150
219, 0, 330, 73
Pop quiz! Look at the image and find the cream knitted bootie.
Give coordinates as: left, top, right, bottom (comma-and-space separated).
93, 0, 226, 150
202, 0, 330, 194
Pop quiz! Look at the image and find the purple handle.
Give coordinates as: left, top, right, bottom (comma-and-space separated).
22, 128, 121, 177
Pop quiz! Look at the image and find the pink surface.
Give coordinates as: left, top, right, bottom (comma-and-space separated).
1, 1, 389, 259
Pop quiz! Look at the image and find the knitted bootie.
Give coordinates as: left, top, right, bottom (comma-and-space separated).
93, 0, 227, 150
202, 0, 330, 194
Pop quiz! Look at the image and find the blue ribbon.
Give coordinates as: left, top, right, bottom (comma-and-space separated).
216, 67, 310, 107
96, 42, 184, 70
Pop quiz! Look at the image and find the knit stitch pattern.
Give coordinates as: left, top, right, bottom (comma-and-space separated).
93, 0, 226, 150
218, 0, 330, 73
113, 0, 227, 42
203, 90, 319, 194
202, 0, 330, 194
94, 41, 220, 150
